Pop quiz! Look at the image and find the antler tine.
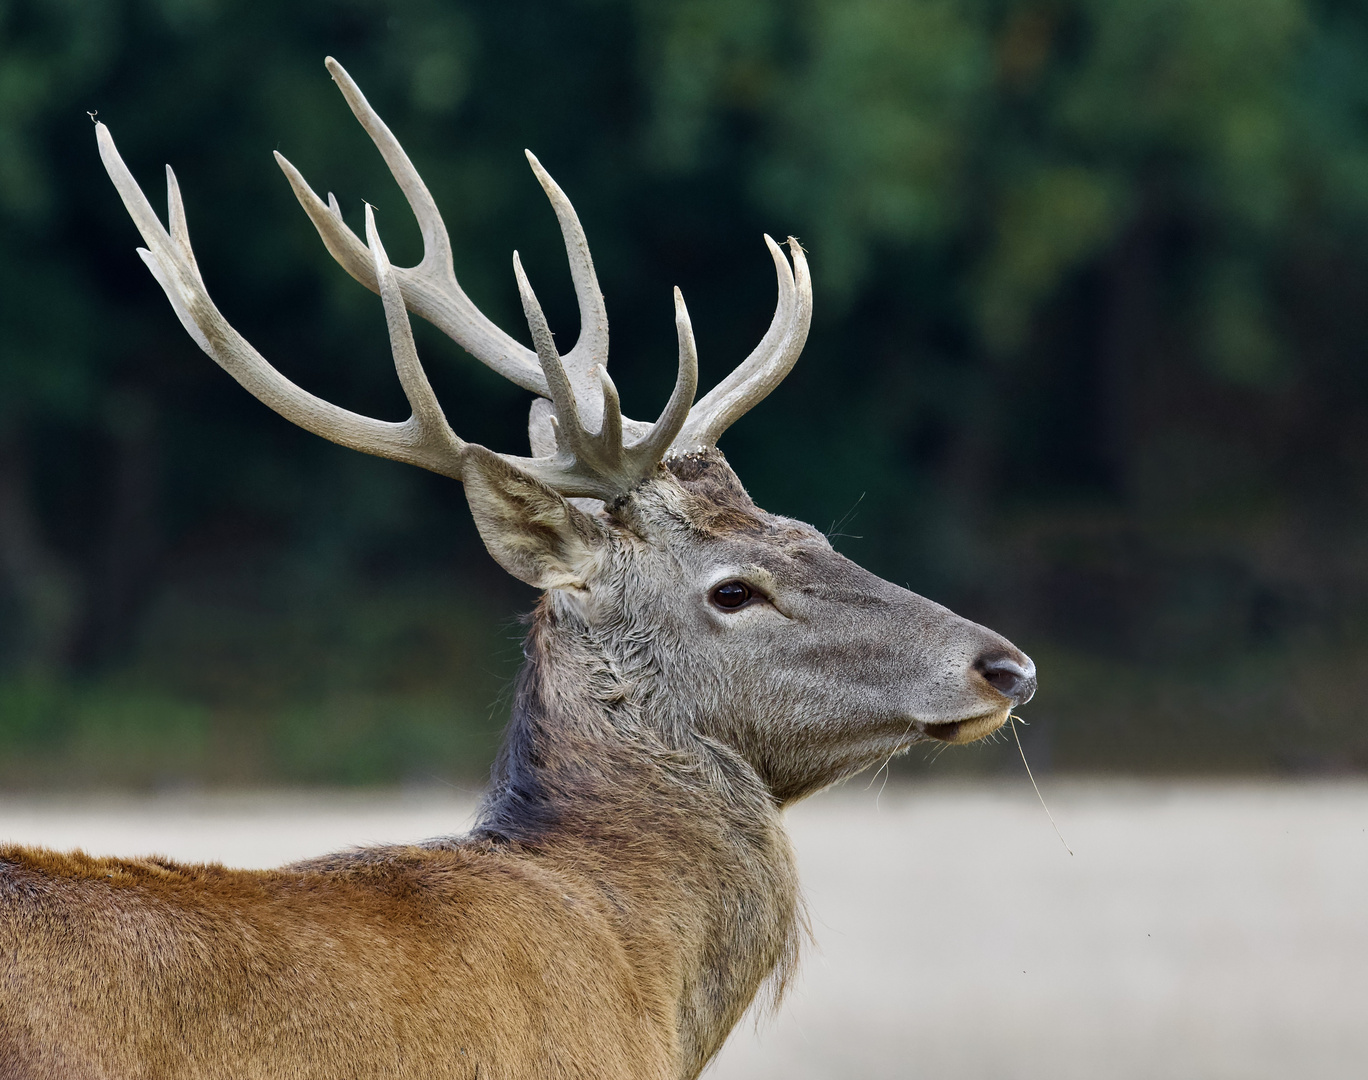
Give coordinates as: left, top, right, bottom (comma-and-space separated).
670, 235, 812, 452
510, 257, 697, 502
365, 204, 468, 467
639, 287, 700, 462
599, 366, 626, 447
523, 149, 611, 427
275, 58, 614, 429
165, 162, 198, 273
273, 59, 546, 397
512, 252, 583, 437
97, 122, 467, 481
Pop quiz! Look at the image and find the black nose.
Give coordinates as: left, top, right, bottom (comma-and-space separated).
974, 652, 1037, 705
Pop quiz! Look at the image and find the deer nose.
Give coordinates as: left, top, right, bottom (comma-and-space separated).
974, 652, 1037, 705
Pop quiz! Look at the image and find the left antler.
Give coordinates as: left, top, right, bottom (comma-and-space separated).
98, 124, 469, 480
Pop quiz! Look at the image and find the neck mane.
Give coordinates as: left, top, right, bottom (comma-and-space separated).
473, 600, 805, 1073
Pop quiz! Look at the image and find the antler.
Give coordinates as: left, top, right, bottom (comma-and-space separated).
97, 124, 695, 502
98, 57, 810, 505
670, 234, 811, 453
512, 255, 696, 499
97, 123, 469, 480
278, 57, 810, 457
274, 57, 611, 427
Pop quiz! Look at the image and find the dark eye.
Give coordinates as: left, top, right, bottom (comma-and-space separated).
710, 580, 754, 610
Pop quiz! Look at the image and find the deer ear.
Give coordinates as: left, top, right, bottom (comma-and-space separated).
461, 445, 606, 590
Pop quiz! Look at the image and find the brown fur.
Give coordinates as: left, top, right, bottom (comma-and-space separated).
0, 468, 804, 1080
0, 450, 1030, 1078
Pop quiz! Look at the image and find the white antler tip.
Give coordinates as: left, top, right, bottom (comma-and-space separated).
325, 57, 363, 98
512, 251, 541, 307
523, 151, 561, 198
363, 203, 388, 267
272, 151, 300, 181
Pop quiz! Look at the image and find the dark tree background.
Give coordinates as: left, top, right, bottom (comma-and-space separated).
3, 0, 1368, 786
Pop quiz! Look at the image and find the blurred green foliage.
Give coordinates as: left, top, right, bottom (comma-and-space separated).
4, 0, 1368, 784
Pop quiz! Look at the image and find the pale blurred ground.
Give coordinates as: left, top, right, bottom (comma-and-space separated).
1, 779, 1364, 1079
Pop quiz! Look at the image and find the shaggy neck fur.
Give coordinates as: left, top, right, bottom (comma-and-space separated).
474, 600, 804, 1075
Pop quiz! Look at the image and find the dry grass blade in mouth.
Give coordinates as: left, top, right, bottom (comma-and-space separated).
1010, 714, 1073, 856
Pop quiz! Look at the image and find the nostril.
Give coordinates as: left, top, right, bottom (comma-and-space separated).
982, 666, 1020, 694
974, 652, 1035, 703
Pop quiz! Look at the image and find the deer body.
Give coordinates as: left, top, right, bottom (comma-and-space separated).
0, 59, 1035, 1078
0, 696, 791, 1079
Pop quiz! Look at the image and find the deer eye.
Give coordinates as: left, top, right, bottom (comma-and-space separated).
710, 580, 754, 610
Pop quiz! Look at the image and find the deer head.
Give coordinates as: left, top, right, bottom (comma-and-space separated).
97, 57, 1034, 808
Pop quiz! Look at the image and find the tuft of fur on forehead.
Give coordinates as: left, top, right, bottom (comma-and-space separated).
664, 449, 798, 539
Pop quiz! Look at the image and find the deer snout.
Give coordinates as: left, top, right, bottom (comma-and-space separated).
973, 650, 1037, 706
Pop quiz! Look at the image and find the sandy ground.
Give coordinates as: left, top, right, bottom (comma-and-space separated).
1, 779, 1364, 1079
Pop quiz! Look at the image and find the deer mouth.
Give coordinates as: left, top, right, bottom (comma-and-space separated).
920, 708, 1010, 745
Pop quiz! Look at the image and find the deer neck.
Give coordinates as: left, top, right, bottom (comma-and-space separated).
474, 601, 804, 1075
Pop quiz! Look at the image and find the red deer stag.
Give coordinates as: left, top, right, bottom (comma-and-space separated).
0, 58, 1035, 1079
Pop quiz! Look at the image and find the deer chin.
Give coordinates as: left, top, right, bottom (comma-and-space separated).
919, 708, 1010, 745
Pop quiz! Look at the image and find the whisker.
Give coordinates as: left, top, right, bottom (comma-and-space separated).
867, 719, 915, 809
825, 492, 866, 541
1010, 714, 1072, 856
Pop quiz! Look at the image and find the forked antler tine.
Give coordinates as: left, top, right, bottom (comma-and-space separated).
269, 58, 449, 289
509, 249, 696, 500
365, 205, 465, 460
273, 63, 548, 397
164, 165, 199, 274
275, 58, 612, 421
671, 236, 811, 451
98, 125, 213, 356
327, 58, 452, 278
96, 122, 467, 481
273, 155, 373, 292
